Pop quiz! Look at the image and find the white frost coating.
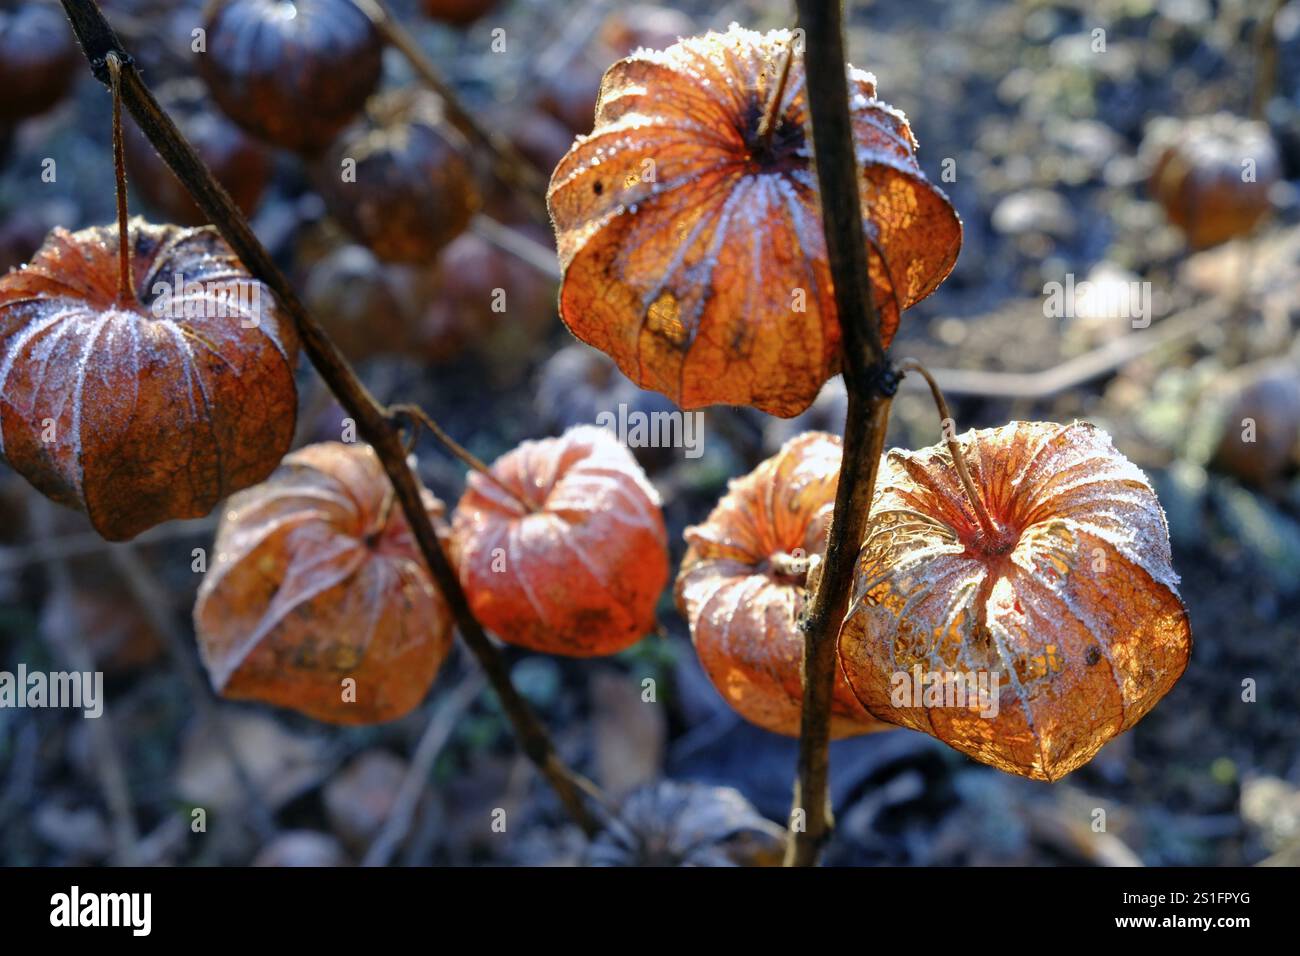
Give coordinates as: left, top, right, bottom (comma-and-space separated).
161, 319, 209, 446
69, 312, 115, 499
0, 303, 76, 456
856, 421, 1185, 728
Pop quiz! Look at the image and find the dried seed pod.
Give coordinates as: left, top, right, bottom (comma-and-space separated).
1143, 113, 1279, 249
509, 109, 577, 178
548, 25, 961, 418
199, 0, 384, 154
584, 780, 785, 867
42, 578, 164, 675
123, 78, 272, 227
0, 199, 67, 274
451, 425, 668, 657
1200, 359, 1300, 485
537, 60, 604, 135
840, 421, 1192, 781
316, 90, 480, 263
302, 243, 425, 360
194, 442, 454, 724
676, 432, 888, 738
0, 1, 79, 123
534, 343, 680, 471
419, 227, 556, 372
0, 219, 298, 541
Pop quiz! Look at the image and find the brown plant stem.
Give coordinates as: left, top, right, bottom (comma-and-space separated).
353, 0, 550, 221
106, 52, 134, 305
756, 36, 796, 155
898, 358, 999, 540
388, 401, 534, 512
58, 0, 604, 838
786, 0, 898, 867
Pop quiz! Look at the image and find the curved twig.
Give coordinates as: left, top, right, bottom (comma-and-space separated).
898, 358, 999, 541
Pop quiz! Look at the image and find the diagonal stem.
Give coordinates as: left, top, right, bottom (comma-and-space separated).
57, 0, 604, 838
785, 0, 898, 867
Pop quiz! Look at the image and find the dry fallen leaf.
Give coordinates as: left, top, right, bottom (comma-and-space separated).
194, 442, 454, 724
585, 780, 786, 866
840, 421, 1192, 781
176, 708, 332, 812
590, 669, 668, 795
252, 831, 350, 867
677, 431, 890, 738
323, 750, 409, 851
0, 220, 299, 541
451, 425, 668, 656
548, 24, 961, 417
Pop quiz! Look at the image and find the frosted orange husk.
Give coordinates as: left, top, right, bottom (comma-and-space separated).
194, 442, 454, 725
452, 425, 668, 656
677, 431, 891, 738
0, 220, 298, 541
840, 421, 1192, 781
548, 24, 962, 418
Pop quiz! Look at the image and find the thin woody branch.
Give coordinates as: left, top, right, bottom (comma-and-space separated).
786, 0, 897, 867
57, 0, 604, 838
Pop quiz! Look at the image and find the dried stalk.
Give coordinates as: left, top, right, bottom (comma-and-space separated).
898, 358, 998, 541
58, 0, 604, 838
785, 0, 897, 866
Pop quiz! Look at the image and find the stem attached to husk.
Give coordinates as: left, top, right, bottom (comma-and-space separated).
756, 36, 796, 157
387, 402, 535, 513
106, 53, 135, 306
898, 358, 999, 542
